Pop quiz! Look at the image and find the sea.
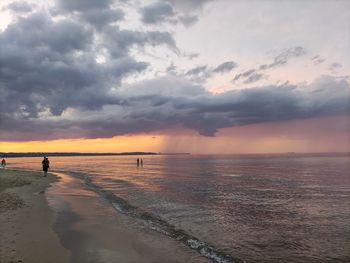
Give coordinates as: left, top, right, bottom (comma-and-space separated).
7, 154, 350, 263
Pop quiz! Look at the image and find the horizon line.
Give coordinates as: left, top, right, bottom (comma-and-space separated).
1, 151, 349, 156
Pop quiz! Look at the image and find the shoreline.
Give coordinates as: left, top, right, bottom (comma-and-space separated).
0, 169, 70, 263
47, 171, 209, 263
1, 169, 209, 263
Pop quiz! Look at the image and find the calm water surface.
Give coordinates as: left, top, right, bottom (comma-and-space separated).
8, 154, 350, 262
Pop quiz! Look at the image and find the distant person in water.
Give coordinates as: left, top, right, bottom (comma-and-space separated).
42, 157, 50, 176
1, 158, 6, 168
137, 158, 140, 167
140, 159, 143, 166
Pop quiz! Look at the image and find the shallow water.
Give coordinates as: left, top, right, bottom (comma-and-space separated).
8, 154, 350, 262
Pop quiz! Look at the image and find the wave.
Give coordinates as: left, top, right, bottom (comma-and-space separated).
69, 171, 245, 263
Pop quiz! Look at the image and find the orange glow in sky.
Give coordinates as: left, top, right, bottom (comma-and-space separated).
0, 135, 165, 153
1, 116, 349, 154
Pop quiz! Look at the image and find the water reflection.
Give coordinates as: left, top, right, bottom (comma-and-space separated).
8, 154, 350, 262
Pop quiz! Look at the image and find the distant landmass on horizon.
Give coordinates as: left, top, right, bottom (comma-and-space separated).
0, 152, 192, 158
1, 152, 348, 158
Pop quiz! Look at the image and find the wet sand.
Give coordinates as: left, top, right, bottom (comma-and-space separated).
48, 172, 208, 263
1, 169, 208, 263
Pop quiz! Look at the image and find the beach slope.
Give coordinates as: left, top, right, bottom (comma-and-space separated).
0, 169, 70, 263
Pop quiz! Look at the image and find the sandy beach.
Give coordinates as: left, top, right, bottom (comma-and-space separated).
0, 168, 208, 263
0, 169, 70, 263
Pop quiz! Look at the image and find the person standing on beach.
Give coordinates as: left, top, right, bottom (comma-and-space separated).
1, 158, 6, 168
140, 159, 143, 166
42, 157, 50, 176
137, 158, 140, 167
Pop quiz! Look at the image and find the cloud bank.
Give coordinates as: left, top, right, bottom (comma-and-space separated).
0, 1, 349, 141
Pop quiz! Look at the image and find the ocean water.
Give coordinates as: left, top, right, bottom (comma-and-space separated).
7, 154, 350, 263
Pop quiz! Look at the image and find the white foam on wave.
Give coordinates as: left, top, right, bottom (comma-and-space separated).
187, 239, 204, 249
86, 176, 243, 263
200, 247, 229, 263
148, 223, 170, 235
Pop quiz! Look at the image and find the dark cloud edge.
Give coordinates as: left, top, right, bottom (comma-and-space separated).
1, 75, 349, 141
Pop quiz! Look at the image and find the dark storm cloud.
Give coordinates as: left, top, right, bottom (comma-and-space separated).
212, 61, 237, 73
139, 1, 200, 26
103, 26, 178, 58
112, 75, 349, 137
0, 10, 176, 123
55, 0, 113, 12
167, 0, 214, 11
6, 1, 33, 13
1, 73, 349, 140
78, 8, 125, 28
1, 3, 349, 141
137, 0, 215, 27
141, 1, 175, 24
53, 0, 125, 29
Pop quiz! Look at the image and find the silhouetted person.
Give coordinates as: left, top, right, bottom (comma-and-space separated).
42, 156, 50, 176
1, 158, 6, 168
137, 158, 140, 167
140, 159, 143, 166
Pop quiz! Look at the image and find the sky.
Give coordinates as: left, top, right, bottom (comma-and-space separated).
0, 0, 349, 154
